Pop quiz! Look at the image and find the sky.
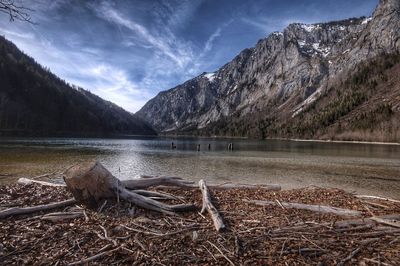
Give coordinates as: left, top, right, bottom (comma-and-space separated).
0, 0, 379, 113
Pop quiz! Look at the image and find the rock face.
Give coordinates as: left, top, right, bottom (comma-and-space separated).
137, 0, 400, 140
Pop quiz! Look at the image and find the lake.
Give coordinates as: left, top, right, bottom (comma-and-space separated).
0, 137, 399, 198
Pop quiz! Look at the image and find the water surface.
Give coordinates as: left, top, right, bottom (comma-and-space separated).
0, 137, 399, 198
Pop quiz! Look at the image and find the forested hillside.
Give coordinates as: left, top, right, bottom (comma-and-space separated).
0, 36, 156, 137
195, 53, 400, 142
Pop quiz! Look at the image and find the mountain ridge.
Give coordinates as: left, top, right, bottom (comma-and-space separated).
137, 0, 400, 141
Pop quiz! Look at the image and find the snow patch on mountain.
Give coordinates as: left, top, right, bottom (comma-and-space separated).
312, 42, 330, 57
204, 72, 216, 82
301, 24, 321, 32
362, 17, 373, 25
298, 40, 306, 47
272, 32, 283, 37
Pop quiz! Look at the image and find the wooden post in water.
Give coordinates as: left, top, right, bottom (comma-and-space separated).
228, 143, 233, 151
208, 144, 211, 151
197, 144, 201, 152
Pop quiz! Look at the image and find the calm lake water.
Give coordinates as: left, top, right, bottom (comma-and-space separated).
0, 137, 399, 198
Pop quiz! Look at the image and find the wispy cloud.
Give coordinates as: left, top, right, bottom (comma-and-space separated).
88, 1, 232, 95
93, 1, 193, 68
203, 19, 233, 54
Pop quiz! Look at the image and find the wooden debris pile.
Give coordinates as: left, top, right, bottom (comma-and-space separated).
0, 161, 399, 265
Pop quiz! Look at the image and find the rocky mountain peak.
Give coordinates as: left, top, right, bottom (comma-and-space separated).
137, 0, 400, 136
374, 0, 400, 16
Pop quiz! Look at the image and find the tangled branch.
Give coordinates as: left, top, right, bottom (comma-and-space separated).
0, 0, 33, 23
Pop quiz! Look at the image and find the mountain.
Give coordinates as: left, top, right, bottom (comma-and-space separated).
0, 36, 156, 137
137, 0, 400, 142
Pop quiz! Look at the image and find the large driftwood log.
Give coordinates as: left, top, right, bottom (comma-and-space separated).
0, 199, 77, 219
271, 214, 400, 234
122, 176, 194, 190
245, 199, 362, 217
199, 179, 225, 232
63, 161, 195, 215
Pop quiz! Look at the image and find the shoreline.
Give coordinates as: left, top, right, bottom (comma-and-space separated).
1, 134, 399, 146
287, 138, 400, 146
160, 133, 400, 146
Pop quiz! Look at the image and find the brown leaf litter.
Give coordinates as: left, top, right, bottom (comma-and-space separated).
0, 184, 399, 265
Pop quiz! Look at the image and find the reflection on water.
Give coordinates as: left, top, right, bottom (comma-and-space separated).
0, 137, 399, 198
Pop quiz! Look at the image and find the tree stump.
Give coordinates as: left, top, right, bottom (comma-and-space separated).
63, 161, 195, 215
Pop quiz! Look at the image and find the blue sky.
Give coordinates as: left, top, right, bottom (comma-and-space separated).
0, 0, 378, 112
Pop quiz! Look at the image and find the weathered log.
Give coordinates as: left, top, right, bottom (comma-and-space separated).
210, 183, 281, 191
199, 179, 225, 232
271, 214, 400, 234
244, 200, 362, 217
122, 176, 194, 189
355, 195, 400, 204
63, 161, 195, 215
41, 211, 84, 222
0, 199, 77, 219
132, 190, 183, 200
117, 187, 195, 215
370, 216, 400, 228
18, 177, 66, 187
126, 175, 280, 191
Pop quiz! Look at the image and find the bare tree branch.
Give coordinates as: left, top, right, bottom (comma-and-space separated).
0, 0, 34, 23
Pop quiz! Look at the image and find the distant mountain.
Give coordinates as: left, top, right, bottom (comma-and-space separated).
137, 0, 400, 142
0, 36, 156, 137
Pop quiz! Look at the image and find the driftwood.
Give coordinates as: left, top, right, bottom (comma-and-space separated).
355, 195, 400, 204
68, 246, 121, 266
126, 175, 280, 191
63, 161, 195, 215
210, 183, 281, 191
370, 216, 400, 228
121, 176, 194, 190
244, 200, 362, 217
0, 199, 77, 219
18, 177, 66, 187
337, 238, 379, 266
41, 211, 84, 222
271, 214, 400, 235
199, 179, 225, 232
132, 190, 183, 200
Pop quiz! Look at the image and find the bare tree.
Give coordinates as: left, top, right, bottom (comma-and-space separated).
0, 0, 33, 22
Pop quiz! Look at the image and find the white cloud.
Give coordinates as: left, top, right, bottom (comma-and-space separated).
71, 63, 152, 113
93, 2, 193, 68
202, 19, 233, 57
0, 28, 35, 39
